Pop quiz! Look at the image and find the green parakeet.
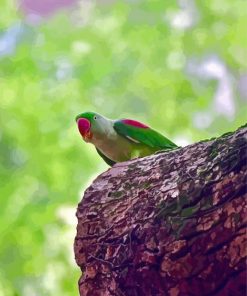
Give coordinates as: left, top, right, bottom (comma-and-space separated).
76, 112, 177, 166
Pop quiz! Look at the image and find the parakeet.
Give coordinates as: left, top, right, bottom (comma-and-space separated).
76, 111, 177, 166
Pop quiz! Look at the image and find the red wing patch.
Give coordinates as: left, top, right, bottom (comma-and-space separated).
122, 119, 149, 129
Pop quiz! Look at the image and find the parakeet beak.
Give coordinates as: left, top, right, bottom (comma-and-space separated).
77, 118, 92, 140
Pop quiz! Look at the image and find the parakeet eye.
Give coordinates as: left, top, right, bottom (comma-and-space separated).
94, 116, 97, 120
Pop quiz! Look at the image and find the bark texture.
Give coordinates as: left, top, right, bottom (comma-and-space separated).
74, 125, 247, 296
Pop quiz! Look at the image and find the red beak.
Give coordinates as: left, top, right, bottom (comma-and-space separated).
77, 118, 91, 137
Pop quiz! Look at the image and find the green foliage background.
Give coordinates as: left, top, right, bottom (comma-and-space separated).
0, 0, 246, 295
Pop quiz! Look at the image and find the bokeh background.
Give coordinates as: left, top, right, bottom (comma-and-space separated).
0, 0, 246, 295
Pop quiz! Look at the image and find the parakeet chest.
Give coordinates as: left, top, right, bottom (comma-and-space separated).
90, 131, 135, 162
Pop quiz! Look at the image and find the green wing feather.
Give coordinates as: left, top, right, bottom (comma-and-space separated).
96, 148, 116, 167
113, 120, 177, 149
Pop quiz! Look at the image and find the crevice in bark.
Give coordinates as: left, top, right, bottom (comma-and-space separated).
210, 269, 246, 296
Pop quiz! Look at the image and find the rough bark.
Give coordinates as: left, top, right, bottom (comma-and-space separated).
74, 125, 247, 296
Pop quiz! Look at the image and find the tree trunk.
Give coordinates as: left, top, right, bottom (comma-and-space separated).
74, 125, 247, 296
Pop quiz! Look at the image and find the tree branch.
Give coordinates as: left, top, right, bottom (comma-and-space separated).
74, 125, 247, 296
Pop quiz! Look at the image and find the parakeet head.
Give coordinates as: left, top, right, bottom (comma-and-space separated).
75, 112, 108, 142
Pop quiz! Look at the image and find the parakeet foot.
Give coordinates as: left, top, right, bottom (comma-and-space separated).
154, 149, 169, 155
154, 147, 179, 155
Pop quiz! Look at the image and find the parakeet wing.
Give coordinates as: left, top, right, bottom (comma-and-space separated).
113, 119, 177, 149
96, 148, 116, 167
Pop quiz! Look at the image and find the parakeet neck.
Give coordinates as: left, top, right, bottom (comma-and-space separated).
90, 120, 117, 145
103, 119, 116, 138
